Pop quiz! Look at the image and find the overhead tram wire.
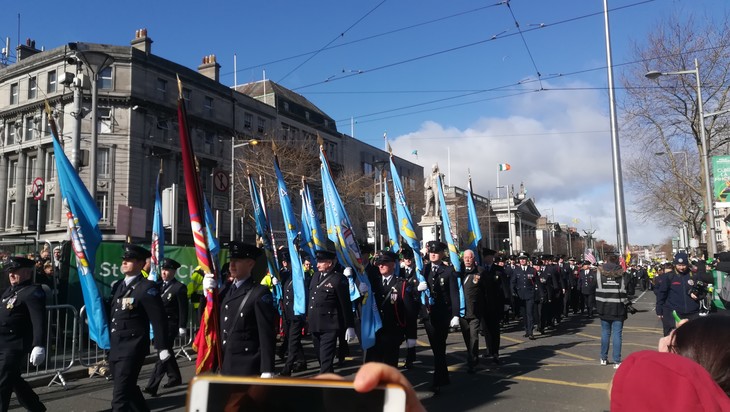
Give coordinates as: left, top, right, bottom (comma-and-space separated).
290, 0, 654, 91
277, 0, 388, 83
223, 2, 505, 78
504, 0, 544, 90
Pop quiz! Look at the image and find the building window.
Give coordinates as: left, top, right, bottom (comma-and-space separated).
203, 97, 214, 115
99, 67, 113, 90
6, 200, 15, 229
283, 101, 289, 111
244, 113, 252, 129
98, 107, 112, 133
157, 78, 167, 100
46, 195, 55, 224
8, 160, 17, 188
46, 153, 56, 182
26, 156, 37, 184
47, 70, 57, 93
257, 117, 265, 133
24, 117, 35, 141
96, 192, 109, 223
182, 87, 192, 102
204, 132, 215, 154
7, 122, 15, 145
97, 148, 111, 177
28, 76, 37, 99
10, 83, 18, 104
363, 162, 373, 175
717, 232, 724, 242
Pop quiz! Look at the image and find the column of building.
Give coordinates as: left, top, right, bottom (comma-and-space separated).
0, 156, 7, 231
13, 153, 25, 229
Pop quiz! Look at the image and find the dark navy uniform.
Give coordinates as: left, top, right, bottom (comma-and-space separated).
399, 247, 422, 369
423, 241, 461, 392
481, 256, 505, 361
535, 263, 553, 334
109, 245, 168, 412
144, 259, 188, 395
308, 250, 353, 374
366, 251, 408, 367
280, 269, 308, 375
511, 253, 537, 339
458, 263, 484, 371
656, 253, 710, 333
578, 263, 597, 317
0, 257, 46, 412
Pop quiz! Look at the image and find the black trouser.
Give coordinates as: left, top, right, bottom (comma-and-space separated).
0, 350, 45, 412
423, 315, 450, 386
537, 300, 551, 332
519, 298, 535, 335
111, 355, 148, 412
563, 289, 571, 316
145, 333, 181, 391
312, 330, 338, 374
583, 293, 595, 316
283, 315, 307, 372
459, 317, 480, 367
482, 315, 501, 357
552, 293, 563, 323
365, 328, 404, 367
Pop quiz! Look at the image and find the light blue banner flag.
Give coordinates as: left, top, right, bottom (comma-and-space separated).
51, 124, 110, 350
248, 174, 282, 304
466, 174, 483, 266
383, 173, 399, 254
300, 190, 315, 262
319, 146, 381, 350
300, 179, 326, 262
389, 154, 429, 304
150, 171, 164, 282
274, 155, 307, 316
436, 174, 465, 317
202, 195, 220, 262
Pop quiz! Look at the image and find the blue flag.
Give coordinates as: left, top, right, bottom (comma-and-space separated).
300, 180, 325, 262
274, 155, 307, 316
52, 129, 110, 350
436, 174, 465, 317
150, 172, 164, 282
320, 147, 381, 350
248, 174, 282, 304
383, 174, 399, 254
202, 195, 220, 262
466, 175, 482, 265
389, 155, 429, 304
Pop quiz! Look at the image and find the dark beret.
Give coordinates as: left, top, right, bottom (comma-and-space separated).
161, 258, 181, 270
122, 244, 152, 261
229, 241, 263, 260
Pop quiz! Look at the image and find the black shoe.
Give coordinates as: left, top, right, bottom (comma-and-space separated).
142, 387, 158, 397
162, 380, 181, 389
405, 347, 416, 369
528, 335, 536, 340
293, 363, 307, 372
492, 355, 501, 365
280, 368, 292, 377
523, 333, 529, 338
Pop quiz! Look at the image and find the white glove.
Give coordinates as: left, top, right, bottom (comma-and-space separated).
417, 281, 428, 292
406, 338, 417, 348
159, 349, 171, 362
202, 273, 217, 290
450, 316, 460, 328
260, 372, 274, 379
30, 346, 45, 366
345, 327, 357, 343
344, 267, 354, 278
178, 328, 186, 337
358, 282, 369, 294
271, 277, 279, 286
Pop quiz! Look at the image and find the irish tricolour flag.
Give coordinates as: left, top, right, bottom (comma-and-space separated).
498, 163, 511, 171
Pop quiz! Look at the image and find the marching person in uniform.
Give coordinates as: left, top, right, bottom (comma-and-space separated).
307, 247, 356, 374
511, 252, 537, 340
109, 244, 169, 412
0, 256, 46, 412
400, 246, 424, 369
458, 249, 484, 373
203, 242, 276, 377
579, 260, 597, 318
423, 241, 460, 394
480, 248, 504, 364
280, 256, 309, 376
144, 258, 187, 396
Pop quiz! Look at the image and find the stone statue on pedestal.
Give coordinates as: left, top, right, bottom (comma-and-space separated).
423, 164, 441, 219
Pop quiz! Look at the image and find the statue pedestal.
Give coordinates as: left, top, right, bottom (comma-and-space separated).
418, 216, 441, 245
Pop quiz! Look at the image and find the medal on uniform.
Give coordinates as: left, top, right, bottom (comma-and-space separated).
5, 296, 16, 310
122, 297, 135, 310
167, 293, 172, 301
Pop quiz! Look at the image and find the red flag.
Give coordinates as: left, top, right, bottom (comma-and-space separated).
176, 77, 220, 374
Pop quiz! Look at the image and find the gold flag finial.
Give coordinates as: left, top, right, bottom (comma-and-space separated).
176, 74, 183, 99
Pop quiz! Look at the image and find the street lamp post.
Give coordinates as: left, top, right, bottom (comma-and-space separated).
646, 58, 717, 255
230, 137, 258, 241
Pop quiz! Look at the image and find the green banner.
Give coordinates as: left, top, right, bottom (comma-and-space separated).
712, 155, 730, 206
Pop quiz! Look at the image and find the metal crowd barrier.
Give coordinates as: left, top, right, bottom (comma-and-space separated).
77, 306, 111, 379
22, 304, 78, 388
175, 304, 201, 362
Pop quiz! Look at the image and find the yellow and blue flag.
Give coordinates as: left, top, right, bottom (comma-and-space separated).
466, 173, 482, 265
248, 173, 282, 303
436, 174, 465, 317
274, 154, 306, 315
300, 178, 325, 262
383, 172, 400, 254
150, 170, 164, 282
48, 104, 110, 350
319, 146, 381, 350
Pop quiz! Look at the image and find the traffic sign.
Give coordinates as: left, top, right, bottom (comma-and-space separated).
31, 177, 44, 200
213, 170, 230, 192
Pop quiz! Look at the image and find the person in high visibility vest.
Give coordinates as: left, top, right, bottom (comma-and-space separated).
187, 266, 205, 325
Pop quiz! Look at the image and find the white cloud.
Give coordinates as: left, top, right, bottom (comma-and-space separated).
390, 81, 671, 246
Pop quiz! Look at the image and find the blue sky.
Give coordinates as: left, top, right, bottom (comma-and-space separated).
2, 0, 724, 247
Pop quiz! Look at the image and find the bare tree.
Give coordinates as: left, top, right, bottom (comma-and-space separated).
620, 12, 730, 243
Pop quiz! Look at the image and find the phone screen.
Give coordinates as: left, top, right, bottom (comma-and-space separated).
196, 381, 388, 412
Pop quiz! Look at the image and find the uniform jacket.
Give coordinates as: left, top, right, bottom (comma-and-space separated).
424, 262, 461, 320
159, 279, 188, 337
109, 274, 168, 361
220, 277, 276, 376
0, 280, 46, 353
544, 264, 563, 297
480, 263, 506, 318
460, 265, 484, 320
536, 269, 553, 303
578, 268, 597, 295
511, 265, 538, 300
564, 264, 580, 289
307, 269, 354, 332
656, 271, 703, 316
595, 263, 628, 321
283, 274, 310, 320
369, 271, 408, 333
